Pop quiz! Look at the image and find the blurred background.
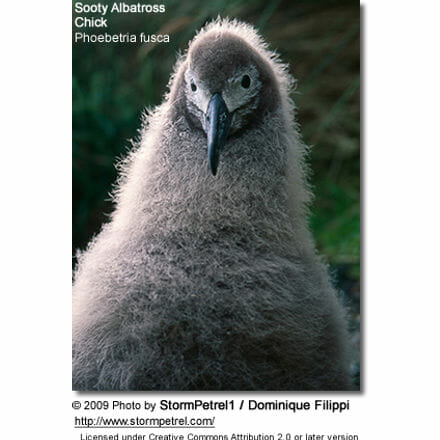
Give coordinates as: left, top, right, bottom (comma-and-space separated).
73, 0, 360, 386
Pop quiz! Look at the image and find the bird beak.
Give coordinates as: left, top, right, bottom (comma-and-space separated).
205, 93, 232, 176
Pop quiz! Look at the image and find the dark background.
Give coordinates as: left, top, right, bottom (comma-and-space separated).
73, 0, 360, 385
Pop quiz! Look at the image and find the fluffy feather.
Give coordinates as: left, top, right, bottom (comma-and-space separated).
72, 18, 352, 391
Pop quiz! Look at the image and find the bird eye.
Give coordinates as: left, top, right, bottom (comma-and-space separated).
241, 74, 251, 88
191, 81, 197, 92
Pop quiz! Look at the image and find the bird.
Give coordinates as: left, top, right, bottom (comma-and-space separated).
72, 18, 353, 391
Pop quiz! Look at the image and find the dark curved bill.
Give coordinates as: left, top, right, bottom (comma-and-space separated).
205, 93, 232, 176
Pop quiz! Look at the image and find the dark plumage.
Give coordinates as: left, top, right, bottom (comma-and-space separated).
72, 19, 353, 391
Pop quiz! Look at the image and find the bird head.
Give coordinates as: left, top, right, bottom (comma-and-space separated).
182, 25, 281, 176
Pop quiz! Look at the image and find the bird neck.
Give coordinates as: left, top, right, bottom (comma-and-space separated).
111, 108, 313, 255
